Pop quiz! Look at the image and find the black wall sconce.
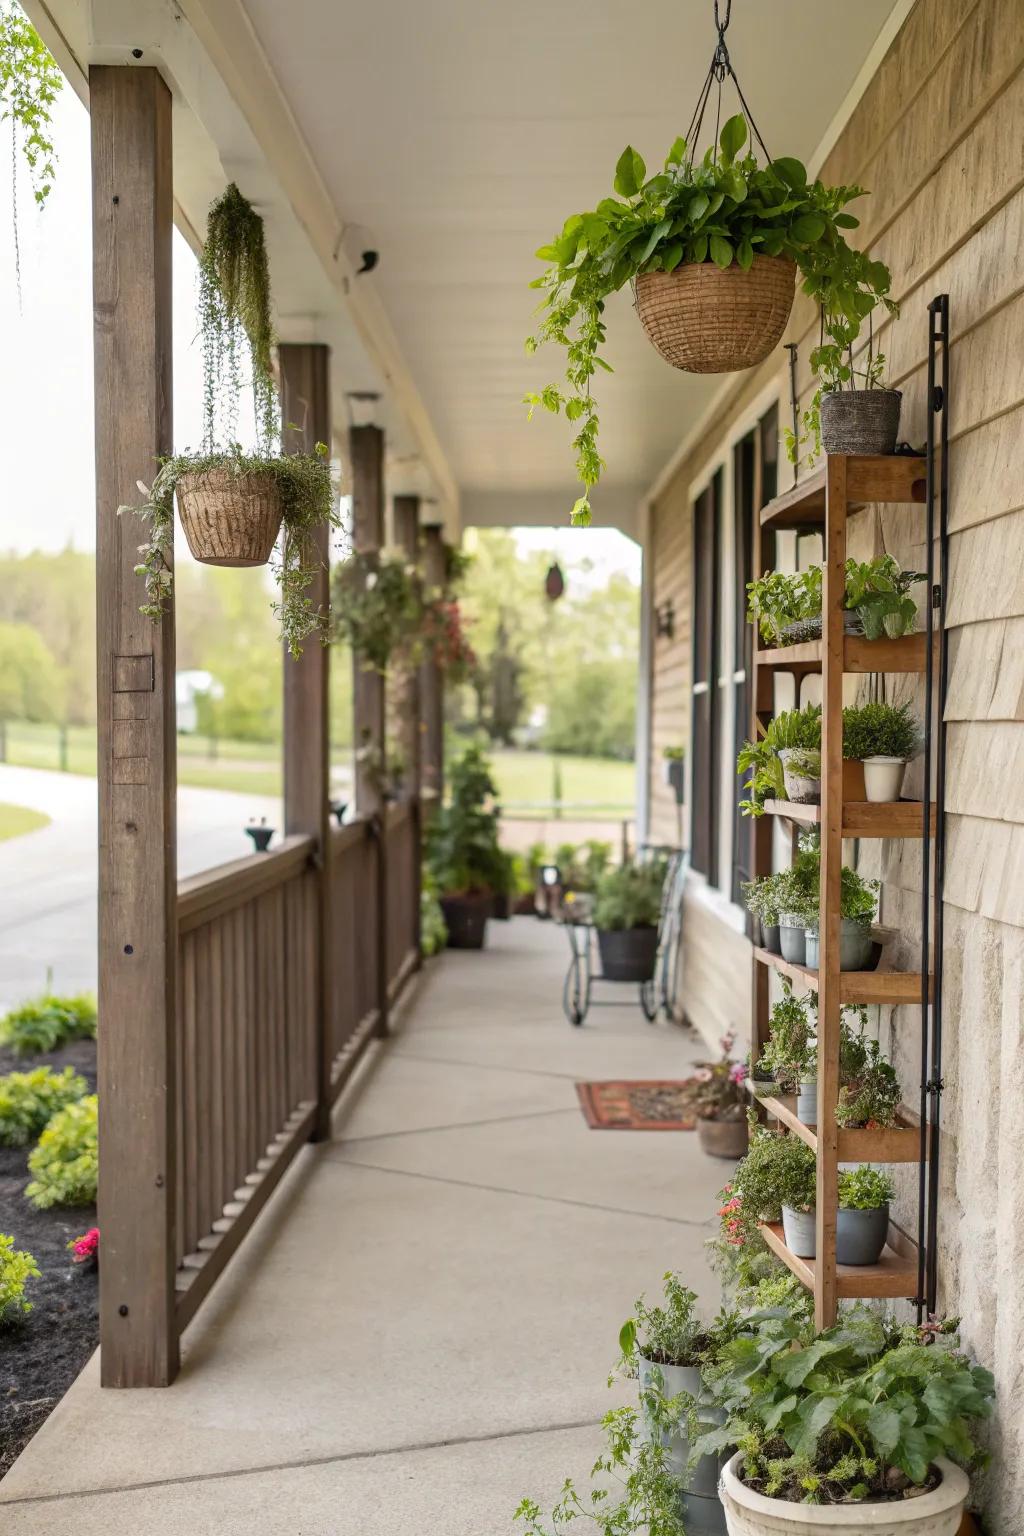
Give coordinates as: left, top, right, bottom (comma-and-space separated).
655, 597, 675, 640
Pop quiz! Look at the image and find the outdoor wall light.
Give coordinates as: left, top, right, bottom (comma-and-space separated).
655, 598, 675, 640
540, 864, 561, 888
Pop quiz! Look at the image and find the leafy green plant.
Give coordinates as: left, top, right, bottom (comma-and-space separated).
836, 1038, 902, 1128
0, 1232, 39, 1325
746, 569, 822, 645
426, 744, 505, 896
838, 1166, 894, 1210
527, 114, 893, 522
592, 859, 665, 931
799, 865, 879, 928
771, 834, 822, 921
741, 870, 788, 928
561, 839, 613, 894
0, 990, 97, 1056
420, 874, 448, 958
696, 1311, 993, 1504
0, 1065, 88, 1146
726, 1129, 817, 1248
333, 550, 424, 672
843, 700, 921, 761
782, 747, 821, 780
618, 1272, 707, 1369
663, 745, 685, 762
0, 6, 62, 291
844, 556, 926, 640
738, 705, 821, 816
737, 1267, 813, 1326
25, 1094, 97, 1209
758, 984, 815, 1093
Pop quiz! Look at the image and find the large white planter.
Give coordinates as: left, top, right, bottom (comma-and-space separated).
862, 756, 907, 802
720, 1451, 969, 1535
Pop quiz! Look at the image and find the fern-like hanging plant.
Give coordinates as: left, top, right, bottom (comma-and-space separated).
198, 181, 276, 449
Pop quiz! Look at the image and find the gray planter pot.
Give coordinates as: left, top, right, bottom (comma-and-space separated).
820, 387, 902, 456
836, 1203, 889, 1265
760, 922, 781, 954
778, 919, 806, 965
804, 919, 873, 972
781, 1204, 816, 1258
597, 925, 659, 982
637, 1357, 727, 1532
796, 1080, 817, 1125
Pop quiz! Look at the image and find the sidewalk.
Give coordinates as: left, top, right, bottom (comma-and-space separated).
0, 918, 727, 1534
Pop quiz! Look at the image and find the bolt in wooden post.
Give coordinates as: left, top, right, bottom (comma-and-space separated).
420, 524, 445, 817
91, 66, 179, 1388
279, 344, 333, 1141
350, 425, 389, 1034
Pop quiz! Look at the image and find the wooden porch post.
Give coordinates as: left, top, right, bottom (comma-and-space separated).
392, 494, 421, 799
279, 344, 333, 1141
420, 523, 446, 816
350, 425, 388, 1033
91, 66, 179, 1388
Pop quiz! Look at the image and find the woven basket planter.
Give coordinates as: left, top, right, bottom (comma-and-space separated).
176, 466, 284, 567
634, 254, 796, 374
820, 387, 902, 456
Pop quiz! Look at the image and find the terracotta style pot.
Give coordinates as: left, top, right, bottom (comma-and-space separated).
719, 1451, 969, 1535
176, 466, 283, 567
843, 758, 867, 800
698, 1116, 749, 1160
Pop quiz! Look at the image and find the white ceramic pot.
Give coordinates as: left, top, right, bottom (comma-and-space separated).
862, 756, 906, 802
720, 1451, 969, 1535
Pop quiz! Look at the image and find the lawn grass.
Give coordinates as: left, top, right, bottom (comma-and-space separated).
0, 803, 51, 842
487, 749, 634, 817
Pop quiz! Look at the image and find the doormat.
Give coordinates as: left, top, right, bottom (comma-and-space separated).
575, 1079, 698, 1130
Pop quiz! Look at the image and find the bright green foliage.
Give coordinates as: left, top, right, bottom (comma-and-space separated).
843, 700, 922, 761
737, 1267, 813, 1326
618, 1272, 705, 1370
0, 5, 62, 289
728, 1128, 817, 1236
527, 114, 893, 521
737, 705, 821, 815
845, 557, 927, 640
838, 1166, 894, 1210
0, 1233, 39, 1325
836, 1038, 902, 1128
559, 838, 612, 894
0, 1065, 88, 1146
747, 569, 822, 644
758, 982, 815, 1092
426, 745, 505, 896
26, 1094, 98, 1209
198, 182, 276, 448
592, 858, 665, 931
0, 991, 97, 1056
419, 879, 448, 958
696, 1311, 993, 1504
333, 551, 423, 673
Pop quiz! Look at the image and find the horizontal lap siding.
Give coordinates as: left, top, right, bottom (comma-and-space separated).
644, 4, 1024, 1518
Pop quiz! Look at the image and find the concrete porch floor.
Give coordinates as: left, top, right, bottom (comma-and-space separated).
0, 918, 729, 1534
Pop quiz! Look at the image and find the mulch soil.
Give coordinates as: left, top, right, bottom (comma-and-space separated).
0, 1037, 98, 1480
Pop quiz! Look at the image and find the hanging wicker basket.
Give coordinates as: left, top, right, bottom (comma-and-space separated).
175, 465, 284, 567
634, 254, 796, 374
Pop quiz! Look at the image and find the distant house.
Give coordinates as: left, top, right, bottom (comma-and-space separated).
175, 670, 222, 734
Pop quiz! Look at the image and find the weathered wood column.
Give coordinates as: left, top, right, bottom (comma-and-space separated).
350, 425, 389, 1033
392, 494, 421, 799
420, 523, 446, 816
279, 344, 333, 1141
92, 66, 178, 1388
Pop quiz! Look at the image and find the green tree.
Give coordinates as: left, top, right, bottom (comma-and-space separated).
0, 548, 95, 723
546, 656, 637, 759
0, 620, 65, 721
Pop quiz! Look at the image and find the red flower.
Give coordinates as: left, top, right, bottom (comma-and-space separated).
69, 1227, 99, 1265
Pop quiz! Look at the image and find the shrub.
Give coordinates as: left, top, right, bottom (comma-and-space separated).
619, 1271, 705, 1369
26, 1094, 98, 1209
0, 1234, 39, 1325
0, 1065, 88, 1147
838, 1165, 894, 1210
0, 991, 97, 1057
728, 1128, 817, 1239
592, 859, 665, 931
420, 882, 448, 958
843, 700, 921, 760
836, 1038, 902, 1128
426, 745, 505, 895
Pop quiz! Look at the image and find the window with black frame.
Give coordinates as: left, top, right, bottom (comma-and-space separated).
690, 470, 721, 884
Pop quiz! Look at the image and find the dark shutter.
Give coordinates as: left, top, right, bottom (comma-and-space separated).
690, 472, 722, 883
731, 433, 756, 907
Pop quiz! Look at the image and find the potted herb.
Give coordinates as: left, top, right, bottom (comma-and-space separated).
692, 1032, 749, 1160
528, 115, 893, 523
845, 555, 927, 640
125, 184, 337, 657
843, 699, 922, 802
770, 836, 821, 965
757, 983, 814, 1107
663, 745, 686, 803
741, 871, 788, 953
618, 1274, 731, 1533
802, 865, 879, 972
778, 746, 821, 805
592, 859, 665, 982
836, 1037, 901, 1128
706, 1311, 993, 1532
836, 1166, 894, 1266
785, 1011, 874, 1128
730, 1127, 816, 1257
425, 745, 505, 949
737, 705, 821, 818
746, 569, 822, 647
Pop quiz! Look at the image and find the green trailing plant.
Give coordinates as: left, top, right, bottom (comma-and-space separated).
420, 871, 448, 958
737, 705, 821, 816
836, 1039, 902, 1128
426, 744, 505, 896
25, 1094, 98, 1209
527, 114, 894, 523
0, 990, 97, 1056
0, 5, 62, 292
838, 1166, 894, 1210
758, 983, 815, 1093
333, 549, 424, 672
0, 1065, 88, 1147
198, 182, 276, 448
844, 555, 926, 640
0, 1232, 39, 1325
746, 568, 822, 645
696, 1311, 993, 1505
741, 869, 789, 929
592, 858, 665, 931
843, 700, 921, 761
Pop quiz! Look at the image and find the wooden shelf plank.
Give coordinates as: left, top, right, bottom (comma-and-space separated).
759, 1222, 919, 1299
753, 946, 932, 1004
756, 633, 930, 674
762, 799, 936, 838
749, 1087, 923, 1163
759, 455, 926, 531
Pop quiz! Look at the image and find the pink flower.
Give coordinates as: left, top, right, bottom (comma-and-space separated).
69, 1227, 99, 1265
729, 1061, 749, 1085
720, 1030, 736, 1054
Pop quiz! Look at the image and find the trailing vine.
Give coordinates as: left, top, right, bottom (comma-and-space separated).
332, 550, 424, 672
0, 4, 62, 294
198, 182, 276, 449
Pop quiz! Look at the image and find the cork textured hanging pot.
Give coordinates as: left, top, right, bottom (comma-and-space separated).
634, 254, 796, 374
176, 466, 284, 567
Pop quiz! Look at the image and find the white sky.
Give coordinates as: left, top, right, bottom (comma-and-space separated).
0, 77, 639, 588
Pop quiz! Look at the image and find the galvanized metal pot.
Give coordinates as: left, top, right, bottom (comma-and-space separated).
781, 1204, 816, 1258
638, 1357, 727, 1535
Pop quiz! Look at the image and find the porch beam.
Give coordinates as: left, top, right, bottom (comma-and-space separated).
392, 494, 421, 800
420, 524, 445, 815
91, 65, 178, 1388
279, 343, 333, 1141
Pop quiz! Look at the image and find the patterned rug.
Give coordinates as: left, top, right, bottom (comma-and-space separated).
575, 1079, 699, 1130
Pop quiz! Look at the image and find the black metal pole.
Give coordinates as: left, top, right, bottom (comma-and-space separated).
785, 343, 799, 482
917, 305, 938, 1321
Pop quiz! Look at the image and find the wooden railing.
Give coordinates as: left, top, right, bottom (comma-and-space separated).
171, 806, 420, 1329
